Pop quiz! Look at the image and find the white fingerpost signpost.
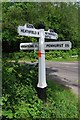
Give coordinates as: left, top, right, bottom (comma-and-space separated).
20, 41, 71, 50
18, 23, 72, 103
37, 29, 47, 102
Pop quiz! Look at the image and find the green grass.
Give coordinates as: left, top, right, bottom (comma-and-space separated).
7, 57, 78, 63
3, 51, 78, 63
2, 61, 79, 119
46, 57, 78, 62
47, 79, 77, 97
17, 54, 78, 62
47, 80, 79, 118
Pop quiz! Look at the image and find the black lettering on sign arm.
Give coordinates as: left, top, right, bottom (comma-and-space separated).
21, 29, 24, 32
65, 44, 69, 47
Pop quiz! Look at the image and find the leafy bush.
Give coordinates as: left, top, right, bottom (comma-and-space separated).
3, 49, 78, 62
2, 61, 79, 119
2, 61, 40, 119
46, 49, 78, 60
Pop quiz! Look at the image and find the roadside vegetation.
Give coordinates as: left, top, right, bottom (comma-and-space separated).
3, 48, 78, 62
2, 60, 79, 119
2, 2, 79, 119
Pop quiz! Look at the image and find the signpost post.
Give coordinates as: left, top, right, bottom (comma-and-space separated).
37, 29, 47, 102
18, 23, 72, 103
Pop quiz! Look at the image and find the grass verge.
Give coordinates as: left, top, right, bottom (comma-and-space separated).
46, 57, 78, 62
2, 61, 79, 119
47, 79, 79, 118
3, 52, 78, 62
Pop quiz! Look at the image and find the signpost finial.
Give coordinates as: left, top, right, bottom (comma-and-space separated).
38, 23, 45, 29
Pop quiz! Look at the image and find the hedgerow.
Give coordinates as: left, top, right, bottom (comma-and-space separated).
2, 61, 79, 119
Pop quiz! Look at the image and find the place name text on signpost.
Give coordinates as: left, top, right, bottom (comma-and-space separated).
20, 41, 71, 50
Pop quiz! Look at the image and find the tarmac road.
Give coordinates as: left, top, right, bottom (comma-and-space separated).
20, 61, 79, 95
46, 61, 79, 95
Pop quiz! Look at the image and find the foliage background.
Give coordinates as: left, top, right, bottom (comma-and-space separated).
2, 61, 79, 119
2, 2, 79, 52
1, 2, 79, 119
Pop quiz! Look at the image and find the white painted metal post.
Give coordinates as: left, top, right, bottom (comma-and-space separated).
37, 29, 47, 103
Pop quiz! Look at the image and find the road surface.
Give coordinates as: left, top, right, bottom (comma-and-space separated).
46, 61, 79, 95
20, 61, 79, 95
